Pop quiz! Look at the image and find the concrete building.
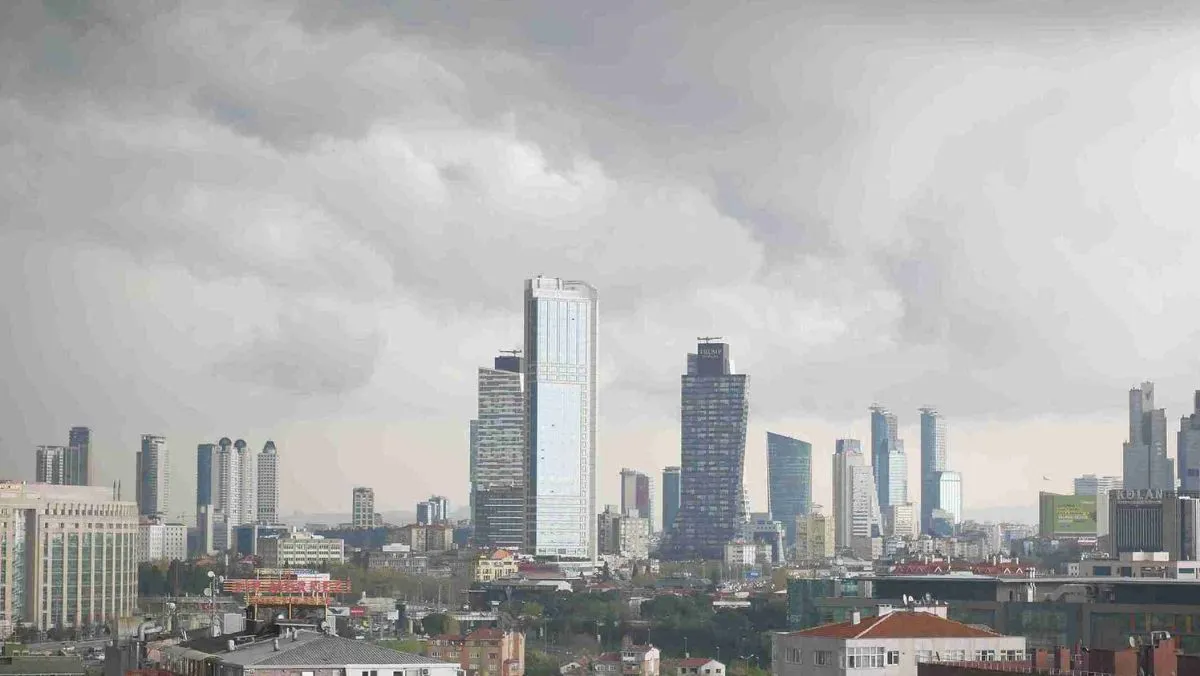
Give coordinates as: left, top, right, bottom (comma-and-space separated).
768, 432, 812, 549
833, 440, 863, 550
161, 630, 462, 676
1075, 551, 1200, 579
257, 531, 345, 568
34, 445, 66, 485
35, 428, 92, 487
0, 481, 138, 636
352, 486, 379, 528
137, 518, 187, 562
592, 645, 660, 676
1076, 474, 1122, 496
662, 466, 681, 534
744, 513, 787, 564
620, 469, 654, 523
724, 541, 760, 570
886, 503, 920, 539
598, 506, 651, 559
424, 628, 525, 676
401, 523, 454, 553
919, 408, 947, 534
471, 353, 527, 551
795, 510, 836, 561
1123, 382, 1174, 492
676, 659, 724, 676
1108, 490, 1200, 559
669, 340, 749, 560
524, 277, 598, 559
234, 439, 258, 526
136, 434, 170, 518
256, 440, 279, 524
771, 605, 1026, 676
470, 550, 520, 582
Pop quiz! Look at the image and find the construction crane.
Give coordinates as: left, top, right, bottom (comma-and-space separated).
697, 336, 723, 343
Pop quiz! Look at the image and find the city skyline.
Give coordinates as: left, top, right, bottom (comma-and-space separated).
8, 2, 1200, 520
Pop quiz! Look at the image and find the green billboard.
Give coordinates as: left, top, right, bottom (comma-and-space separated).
1039, 492, 1098, 537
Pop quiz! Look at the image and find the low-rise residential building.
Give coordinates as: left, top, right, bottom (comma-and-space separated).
471, 550, 520, 582
724, 540, 760, 569
137, 518, 188, 562
424, 628, 525, 676
257, 530, 345, 568
771, 605, 1026, 676
795, 511, 835, 561
368, 543, 430, 575
675, 658, 725, 676
597, 507, 652, 559
402, 523, 455, 553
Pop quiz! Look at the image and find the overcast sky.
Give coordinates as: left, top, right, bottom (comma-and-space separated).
4, 0, 1200, 523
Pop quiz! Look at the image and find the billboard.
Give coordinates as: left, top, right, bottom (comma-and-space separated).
1039, 493, 1098, 537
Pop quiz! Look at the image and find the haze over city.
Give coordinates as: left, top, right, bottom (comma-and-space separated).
8, 0, 1200, 523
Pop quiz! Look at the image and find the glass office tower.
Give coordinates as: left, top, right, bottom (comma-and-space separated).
524, 277, 598, 559
767, 432, 812, 548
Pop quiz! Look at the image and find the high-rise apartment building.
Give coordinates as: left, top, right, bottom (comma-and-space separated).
136, 435, 170, 518
767, 432, 812, 548
794, 509, 835, 561
667, 339, 749, 560
35, 446, 66, 484
935, 471, 963, 527
352, 486, 377, 529
471, 353, 527, 550
235, 439, 258, 526
257, 440, 279, 524
870, 406, 906, 509
416, 498, 446, 525
619, 469, 653, 522
0, 481, 138, 633
919, 407, 947, 534
1179, 392, 1200, 492
66, 426, 92, 485
884, 502, 920, 538
1123, 382, 1174, 491
1074, 474, 1122, 496
662, 466, 681, 534
524, 277, 598, 559
215, 437, 239, 523
832, 439, 863, 551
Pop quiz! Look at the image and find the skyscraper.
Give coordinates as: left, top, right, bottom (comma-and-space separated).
196, 443, 218, 553
919, 407, 947, 534
471, 353, 527, 550
832, 439, 862, 551
235, 439, 258, 526
849, 464, 881, 555
1123, 382, 1174, 491
766, 432, 812, 548
668, 339, 749, 560
66, 426, 92, 485
620, 469, 653, 522
352, 487, 376, 528
870, 405, 906, 509
257, 440, 279, 524
662, 466, 681, 534
215, 437, 239, 523
935, 470, 963, 528
1074, 474, 1122, 496
524, 276, 598, 559
35, 445, 66, 484
136, 435, 170, 518
1179, 392, 1200, 492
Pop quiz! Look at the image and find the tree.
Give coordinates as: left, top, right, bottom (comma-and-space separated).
422, 613, 460, 637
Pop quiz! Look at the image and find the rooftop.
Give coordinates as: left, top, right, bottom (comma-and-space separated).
0, 656, 87, 676
789, 612, 1003, 640
175, 631, 452, 668
677, 658, 722, 668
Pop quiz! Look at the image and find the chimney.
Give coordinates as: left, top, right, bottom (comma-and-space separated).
273, 639, 280, 652
851, 611, 861, 625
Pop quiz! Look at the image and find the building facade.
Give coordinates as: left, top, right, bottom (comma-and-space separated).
833, 440, 863, 551
524, 276, 598, 559
870, 406, 906, 510
235, 439, 258, 526
669, 340, 749, 560
934, 472, 962, 531
352, 487, 377, 529
919, 408, 947, 535
768, 432, 813, 549
256, 440, 279, 524
598, 506, 651, 559
35, 446, 66, 485
471, 354, 527, 550
65, 427, 92, 486
1123, 382, 1174, 492
0, 481, 138, 636
424, 628, 526, 676
257, 531, 345, 568
136, 519, 187, 562
662, 466, 681, 534
795, 510, 836, 561
1075, 475, 1122, 496
886, 503, 920, 539
620, 469, 654, 523
136, 434, 170, 518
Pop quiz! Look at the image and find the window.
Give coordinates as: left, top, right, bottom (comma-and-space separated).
786, 648, 802, 664
915, 651, 933, 663
1001, 650, 1020, 662
886, 651, 901, 666
845, 647, 886, 669
975, 650, 996, 662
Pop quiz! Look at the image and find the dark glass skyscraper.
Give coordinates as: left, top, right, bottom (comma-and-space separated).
767, 432, 812, 548
870, 405, 906, 509
662, 466, 681, 534
919, 407, 947, 533
471, 354, 527, 550
66, 426, 92, 486
666, 340, 749, 560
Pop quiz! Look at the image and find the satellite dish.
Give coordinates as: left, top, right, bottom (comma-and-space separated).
1129, 636, 1137, 648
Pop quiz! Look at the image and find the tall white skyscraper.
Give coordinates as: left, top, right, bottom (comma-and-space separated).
870, 405, 907, 509
235, 439, 258, 526
524, 276, 598, 559
215, 437, 240, 523
1074, 474, 1122, 496
919, 407, 948, 533
257, 440, 279, 524
832, 439, 863, 551
136, 434, 170, 518
352, 486, 376, 528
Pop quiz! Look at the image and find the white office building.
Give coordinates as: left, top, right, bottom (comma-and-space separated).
137, 519, 188, 562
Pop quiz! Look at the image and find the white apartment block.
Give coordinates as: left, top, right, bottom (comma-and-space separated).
771, 605, 1026, 676
137, 520, 188, 562
258, 531, 345, 568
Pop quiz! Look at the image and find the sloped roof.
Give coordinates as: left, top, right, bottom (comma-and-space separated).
677, 658, 721, 668
239, 635, 452, 667
791, 611, 1002, 640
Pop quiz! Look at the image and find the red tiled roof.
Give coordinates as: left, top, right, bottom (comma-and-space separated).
466, 628, 505, 640
595, 652, 622, 663
791, 611, 1001, 639
677, 658, 718, 668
